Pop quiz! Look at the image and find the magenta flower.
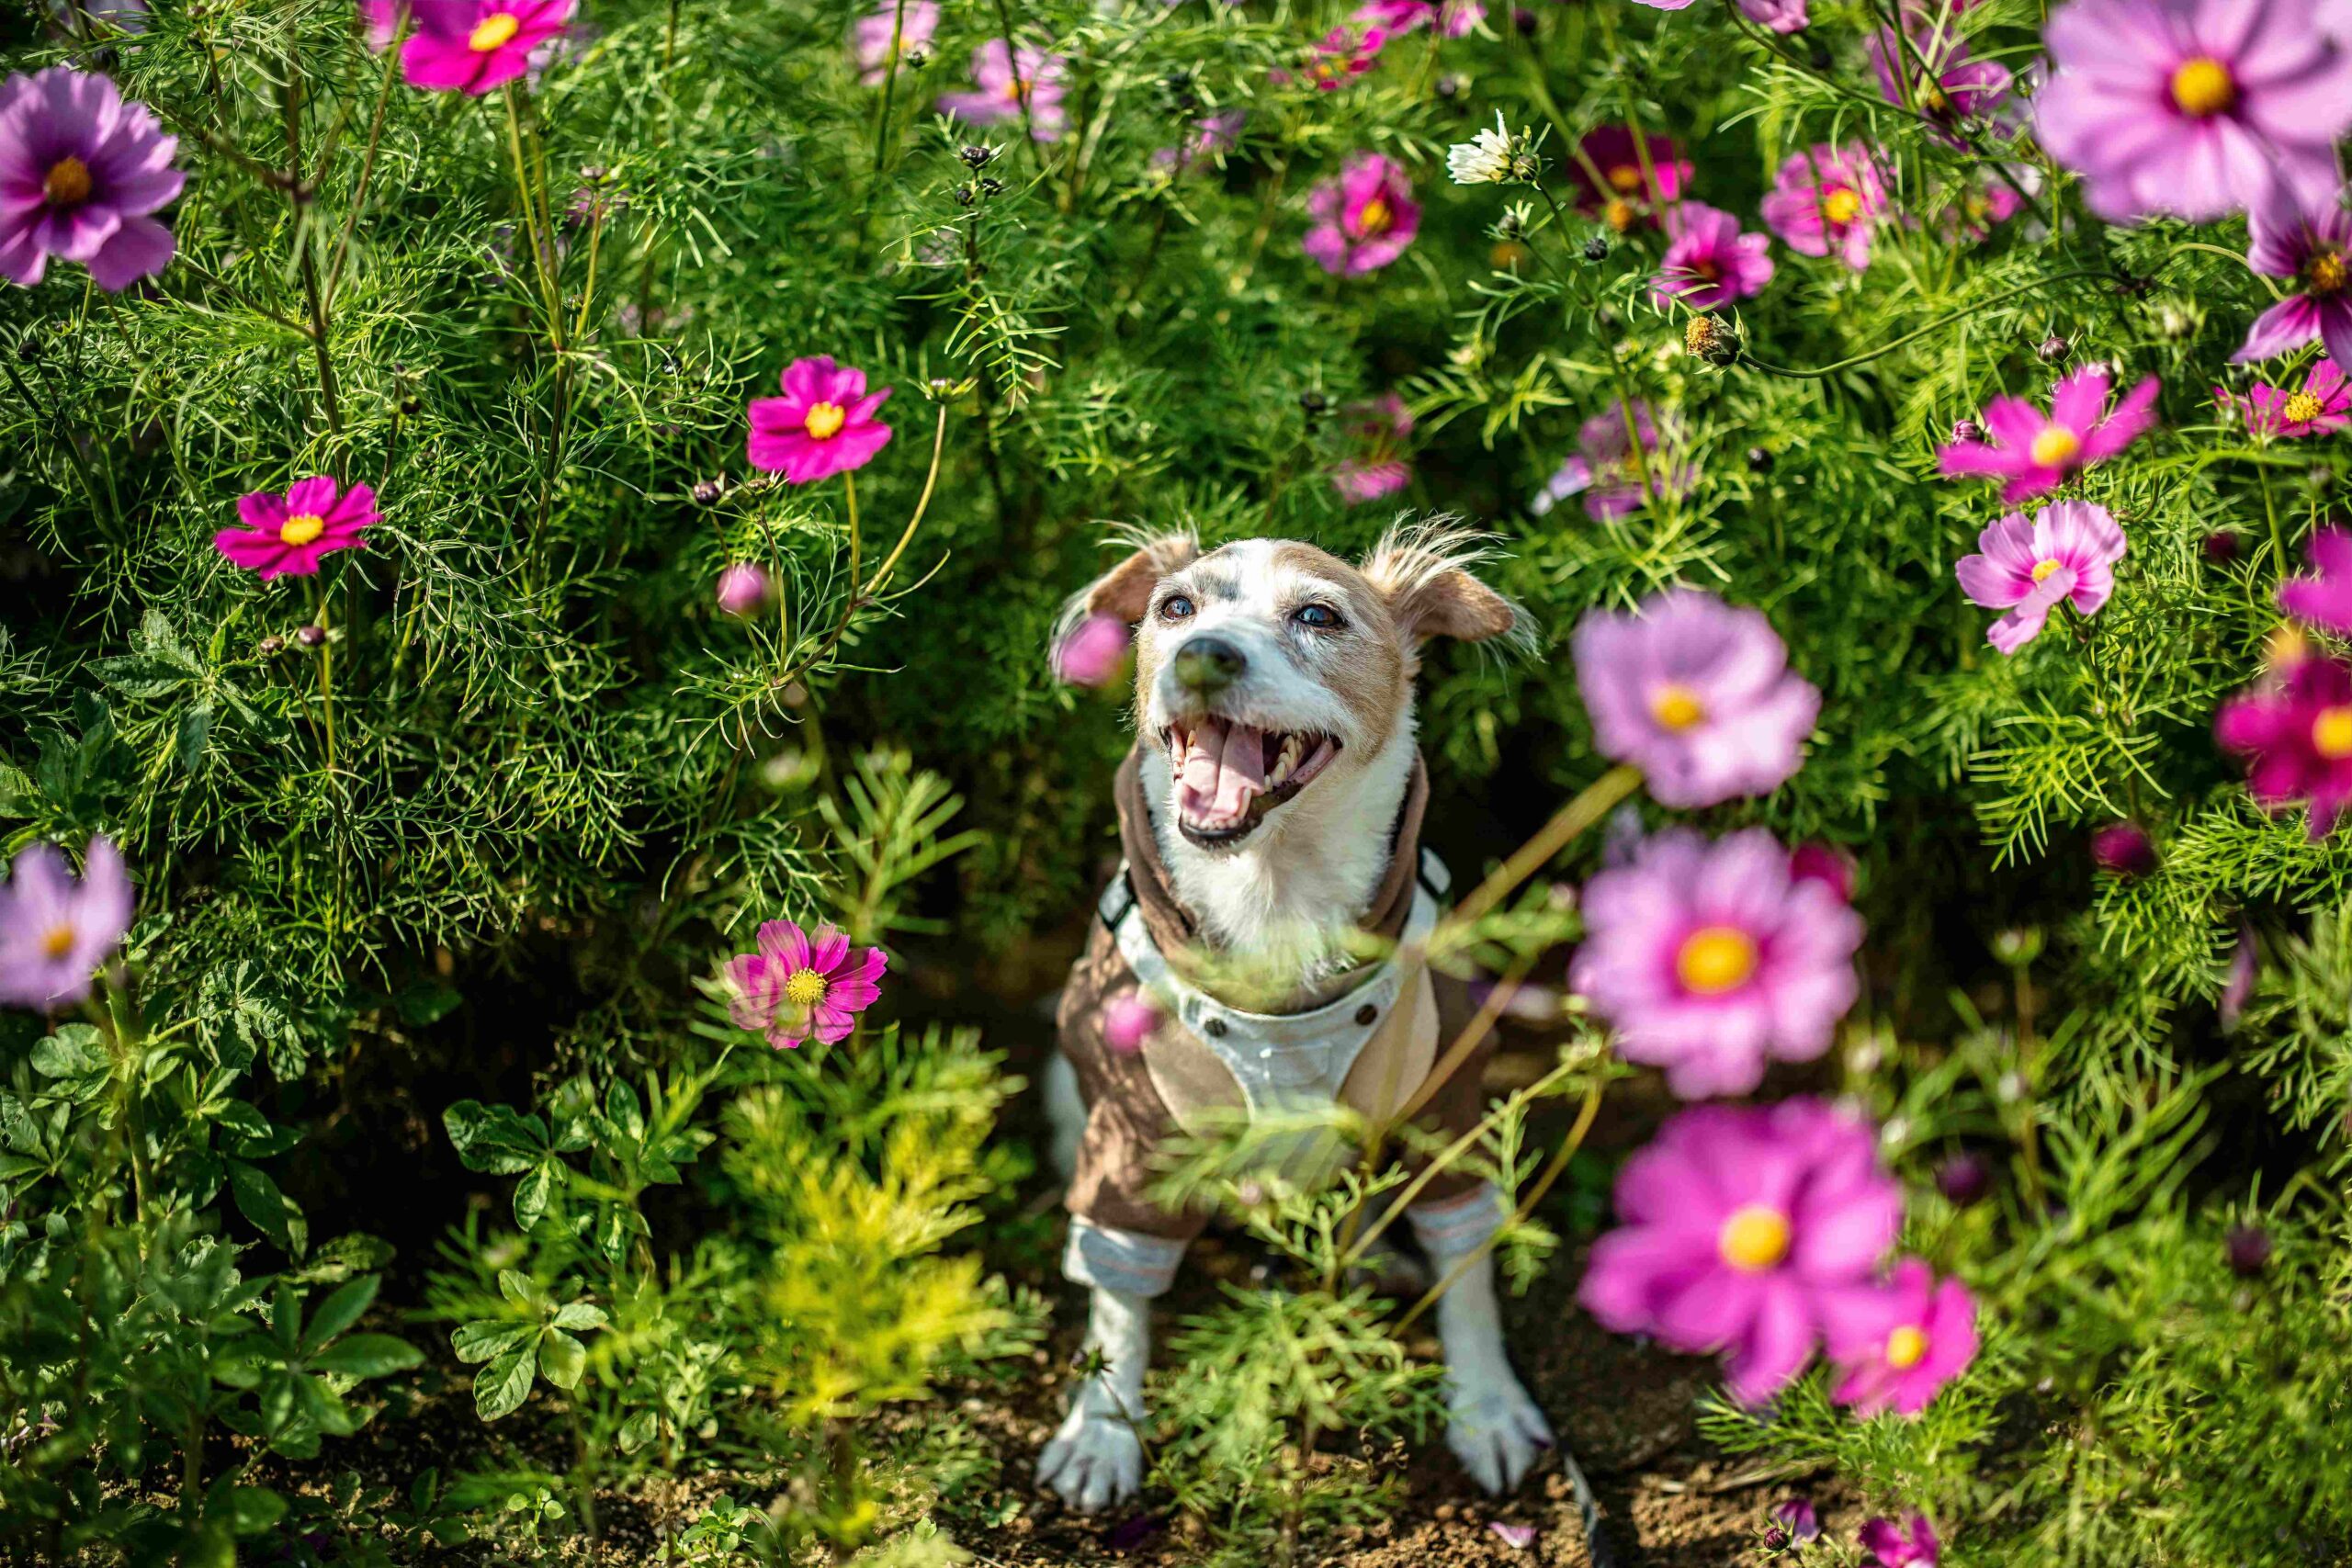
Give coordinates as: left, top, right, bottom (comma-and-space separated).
2035, 0, 2352, 223
2233, 188, 2352, 366
1533, 402, 1695, 522
1054, 613, 1133, 686
1572, 589, 1822, 808
1771, 1499, 1822, 1543
938, 40, 1068, 140
1293, 23, 1389, 90
2218, 653, 2352, 833
1103, 992, 1159, 1053
724, 919, 888, 1050
1759, 144, 1888, 270
1302, 153, 1418, 276
1866, 26, 2012, 145
2091, 820, 2159, 875
2220, 358, 2352, 437
1577, 1099, 1900, 1402
401, 1, 572, 96
1953, 501, 2128, 654
0, 838, 132, 1011
1789, 842, 1856, 903
0, 67, 182, 292
1737, 0, 1810, 30
1651, 201, 1775, 311
851, 0, 937, 86
716, 563, 771, 617
1329, 394, 1414, 502
1936, 367, 2160, 502
1570, 829, 1861, 1099
1860, 1514, 1940, 1568
1354, 0, 1483, 36
2281, 526, 2352, 632
1828, 1260, 1977, 1416
1571, 125, 1691, 232
214, 477, 379, 581
748, 355, 894, 484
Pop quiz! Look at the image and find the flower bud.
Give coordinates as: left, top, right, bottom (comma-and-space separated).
1951, 418, 1982, 444
1297, 389, 1328, 414
1935, 1151, 1991, 1205
257, 634, 285, 657
2224, 1223, 2272, 1277
716, 563, 771, 617
2202, 529, 2241, 563
2037, 334, 2069, 361
1789, 842, 1855, 901
959, 143, 995, 168
295, 624, 326, 649
954, 185, 974, 206
2090, 821, 2157, 877
1581, 234, 1611, 263
1991, 926, 2042, 966
1683, 314, 1739, 367
691, 478, 724, 506
1747, 446, 1774, 473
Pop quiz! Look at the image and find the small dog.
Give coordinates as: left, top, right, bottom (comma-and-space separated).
1038, 523, 1555, 1511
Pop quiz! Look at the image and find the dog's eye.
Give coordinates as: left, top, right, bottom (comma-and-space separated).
1159, 594, 1195, 621
1295, 603, 1344, 631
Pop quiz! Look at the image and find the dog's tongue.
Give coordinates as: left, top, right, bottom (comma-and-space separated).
1179, 717, 1267, 827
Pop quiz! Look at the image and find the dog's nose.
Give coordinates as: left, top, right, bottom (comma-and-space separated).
1170, 637, 1247, 697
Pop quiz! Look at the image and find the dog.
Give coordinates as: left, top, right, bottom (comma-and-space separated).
1037, 522, 1555, 1512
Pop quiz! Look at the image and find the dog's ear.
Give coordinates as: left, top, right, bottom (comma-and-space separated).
1075, 527, 1200, 623
1361, 521, 1526, 646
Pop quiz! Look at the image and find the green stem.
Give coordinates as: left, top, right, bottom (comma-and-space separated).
1742, 268, 2127, 378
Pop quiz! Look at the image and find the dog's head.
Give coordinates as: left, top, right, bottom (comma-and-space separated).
1066, 522, 1525, 852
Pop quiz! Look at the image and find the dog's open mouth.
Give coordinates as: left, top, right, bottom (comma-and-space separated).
1162, 716, 1342, 845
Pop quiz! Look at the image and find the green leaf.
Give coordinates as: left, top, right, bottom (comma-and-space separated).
450, 1320, 528, 1364
497, 1269, 549, 1312
226, 1159, 306, 1257
617, 1409, 659, 1454
444, 1100, 547, 1175
514, 1160, 559, 1232
538, 1329, 587, 1391
300, 1276, 379, 1354
311, 1333, 423, 1380
225, 1485, 288, 1535
473, 1345, 537, 1421
549, 1301, 607, 1332
29, 1025, 109, 1079
176, 702, 212, 770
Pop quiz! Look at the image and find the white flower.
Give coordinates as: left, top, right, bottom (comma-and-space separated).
1448, 114, 1520, 185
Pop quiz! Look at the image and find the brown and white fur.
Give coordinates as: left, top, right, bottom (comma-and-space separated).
1038, 522, 1553, 1510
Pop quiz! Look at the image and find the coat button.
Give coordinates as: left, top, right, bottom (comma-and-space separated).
1355, 1004, 1378, 1026
1204, 1018, 1228, 1038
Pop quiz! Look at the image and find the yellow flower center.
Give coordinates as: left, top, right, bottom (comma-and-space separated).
41, 924, 76, 960
2031, 558, 2064, 583
2168, 56, 2235, 118
1719, 1205, 1792, 1271
1919, 84, 1950, 115
2285, 391, 2326, 424
2308, 251, 2349, 297
1822, 187, 1862, 225
278, 513, 327, 546
44, 155, 92, 208
999, 76, 1027, 103
1676, 925, 1758, 996
803, 401, 847, 440
1650, 682, 1706, 731
1356, 197, 1393, 235
1607, 164, 1644, 194
1605, 197, 1636, 233
469, 11, 521, 51
2029, 425, 2081, 468
1885, 1325, 1930, 1370
784, 968, 830, 1009
2312, 705, 2352, 760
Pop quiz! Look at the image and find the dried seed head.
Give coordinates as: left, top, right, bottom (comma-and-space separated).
1684, 314, 1739, 367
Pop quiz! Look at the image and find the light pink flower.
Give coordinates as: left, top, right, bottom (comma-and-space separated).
1953, 501, 2128, 654
1329, 394, 1414, 502
1302, 153, 1418, 276
214, 476, 379, 581
1292, 23, 1388, 90
1571, 588, 1822, 808
747, 355, 894, 484
1651, 201, 1775, 311
1759, 144, 1888, 271
717, 563, 771, 616
1860, 1514, 1940, 1567
1865, 25, 2012, 146
852, 0, 937, 86
401, 0, 572, 96
0, 837, 132, 1011
1354, 0, 1483, 37
1577, 1098, 1901, 1403
1054, 613, 1133, 686
2217, 651, 2352, 834
1532, 402, 1696, 522
2233, 187, 2352, 366
360, 0, 403, 50
938, 39, 1067, 140
1738, 0, 1810, 30
1570, 829, 1861, 1099
1936, 367, 2160, 502
0, 66, 183, 292
1828, 1259, 1978, 1416
725, 919, 888, 1049
2280, 525, 2352, 632
2219, 358, 2352, 437
1570, 125, 1691, 232
1150, 109, 1246, 175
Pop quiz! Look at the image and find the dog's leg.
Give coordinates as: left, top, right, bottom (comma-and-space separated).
1042, 1049, 1087, 1184
1410, 1189, 1554, 1494
1036, 1282, 1151, 1511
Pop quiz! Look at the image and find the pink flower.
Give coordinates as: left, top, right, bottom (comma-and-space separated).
1953, 501, 2128, 654
1150, 109, 1246, 175
214, 476, 379, 581
1354, 0, 1483, 36
2233, 187, 2352, 366
1828, 1259, 1977, 1416
1940, 171, 2025, 243
1570, 829, 1861, 1099
1054, 613, 1133, 686
938, 39, 1068, 140
2280, 526, 2352, 631
1771, 1498, 1822, 1543
1533, 401, 1695, 521
1760, 144, 1888, 270
1577, 1098, 1901, 1402
1329, 394, 1414, 502
1103, 992, 1159, 1053
724, 919, 888, 1049
852, 0, 937, 86
747, 355, 894, 484
401, 1, 572, 96
0, 837, 132, 1011
1651, 201, 1775, 310
1291, 23, 1389, 90
1737, 0, 1810, 30
2034, 0, 2352, 224
1302, 153, 1418, 276
360, 0, 403, 50
2217, 652, 2352, 833
1860, 1514, 1940, 1567
1866, 26, 2012, 145
1570, 125, 1691, 232
2090, 820, 2158, 875
717, 563, 771, 616
2219, 358, 2352, 436
1572, 588, 1822, 808
0, 66, 183, 292
1936, 367, 2160, 502
1789, 842, 1856, 902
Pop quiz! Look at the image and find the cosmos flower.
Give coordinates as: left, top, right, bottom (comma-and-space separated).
1355, 0, 1483, 36
1569, 125, 1690, 232
1953, 501, 2129, 654
1866, 25, 2012, 145
724, 918, 888, 1049
747, 355, 894, 484
0, 66, 182, 291
1651, 201, 1775, 310
401, 0, 573, 96
717, 563, 771, 617
2034, 0, 2352, 223
2233, 188, 2352, 367
1738, 0, 1810, 30
1577, 1098, 1901, 1402
1448, 111, 1535, 185
1532, 401, 1695, 521
2216, 652, 2352, 834
1759, 144, 1888, 271
1936, 367, 2161, 502
1789, 842, 1856, 902
1570, 829, 1862, 1099
2280, 526, 2352, 632
851, 0, 938, 86
1860, 1514, 1941, 1568
1771, 1499, 1823, 1544
1150, 109, 1245, 176
1294, 22, 1388, 90
1572, 588, 1822, 807
1940, 170, 2026, 243
1054, 613, 1132, 686
1828, 1259, 1978, 1416
1302, 153, 1419, 276
938, 40, 1068, 140
0, 838, 132, 1011
360, 0, 404, 49
1329, 394, 1414, 502
2091, 820, 2159, 875
2220, 359, 2352, 437
214, 477, 380, 581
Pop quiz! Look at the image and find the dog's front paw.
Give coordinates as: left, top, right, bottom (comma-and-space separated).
1037, 1398, 1146, 1512
1444, 1370, 1555, 1495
